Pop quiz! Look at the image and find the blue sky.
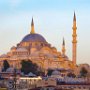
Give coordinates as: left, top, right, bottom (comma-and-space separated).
0, 0, 90, 65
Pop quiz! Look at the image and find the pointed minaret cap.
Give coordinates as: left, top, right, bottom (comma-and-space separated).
31, 17, 34, 26
30, 17, 35, 34
62, 37, 66, 56
73, 11, 76, 21
62, 37, 65, 46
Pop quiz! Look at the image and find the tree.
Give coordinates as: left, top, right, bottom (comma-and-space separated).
80, 67, 88, 77
67, 72, 76, 78
2, 60, 10, 72
47, 69, 53, 76
21, 60, 40, 75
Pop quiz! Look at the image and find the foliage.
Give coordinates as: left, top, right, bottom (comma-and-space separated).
67, 72, 76, 78
47, 69, 53, 76
2, 60, 10, 72
21, 60, 44, 75
80, 67, 88, 77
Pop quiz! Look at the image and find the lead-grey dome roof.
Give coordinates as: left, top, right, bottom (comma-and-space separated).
22, 33, 47, 43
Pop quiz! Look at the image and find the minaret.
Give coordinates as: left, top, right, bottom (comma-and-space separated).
30, 17, 35, 34
62, 38, 66, 56
72, 12, 77, 65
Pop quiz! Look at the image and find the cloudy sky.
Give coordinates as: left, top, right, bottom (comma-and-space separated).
0, 0, 90, 65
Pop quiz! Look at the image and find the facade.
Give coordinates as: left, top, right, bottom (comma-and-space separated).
0, 13, 77, 71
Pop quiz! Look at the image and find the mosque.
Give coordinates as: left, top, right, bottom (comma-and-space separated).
0, 13, 77, 71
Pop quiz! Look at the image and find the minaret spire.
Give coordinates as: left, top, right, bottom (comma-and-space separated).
30, 17, 35, 34
62, 37, 66, 56
63, 37, 65, 46
73, 11, 76, 21
72, 12, 77, 65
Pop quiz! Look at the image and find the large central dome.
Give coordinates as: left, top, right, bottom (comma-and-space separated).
21, 18, 47, 43
22, 33, 46, 42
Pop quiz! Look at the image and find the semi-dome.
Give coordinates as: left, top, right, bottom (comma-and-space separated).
22, 33, 47, 43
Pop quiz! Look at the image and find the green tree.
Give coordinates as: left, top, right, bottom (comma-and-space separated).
67, 72, 76, 78
21, 60, 40, 75
2, 60, 10, 72
47, 69, 53, 76
80, 67, 88, 77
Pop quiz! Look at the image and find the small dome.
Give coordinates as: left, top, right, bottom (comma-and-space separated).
11, 46, 16, 50
6, 67, 15, 73
16, 47, 28, 52
0, 54, 8, 58
22, 33, 47, 43
52, 70, 60, 75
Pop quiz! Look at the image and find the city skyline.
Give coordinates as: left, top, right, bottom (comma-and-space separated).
0, 0, 90, 65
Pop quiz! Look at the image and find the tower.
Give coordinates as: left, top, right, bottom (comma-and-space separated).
62, 38, 66, 56
30, 17, 35, 34
72, 12, 77, 65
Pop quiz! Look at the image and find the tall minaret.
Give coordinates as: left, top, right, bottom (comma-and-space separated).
62, 38, 66, 56
30, 17, 35, 34
72, 12, 77, 65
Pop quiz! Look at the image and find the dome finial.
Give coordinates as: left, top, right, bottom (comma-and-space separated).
30, 17, 35, 34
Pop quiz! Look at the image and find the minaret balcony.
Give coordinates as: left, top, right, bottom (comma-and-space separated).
72, 41, 77, 43
72, 34, 77, 37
